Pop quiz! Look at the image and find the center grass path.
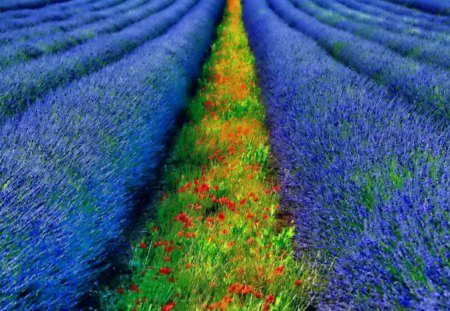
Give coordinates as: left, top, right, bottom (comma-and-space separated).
103, 0, 322, 309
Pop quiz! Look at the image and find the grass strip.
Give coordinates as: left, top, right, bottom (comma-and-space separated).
103, 0, 322, 309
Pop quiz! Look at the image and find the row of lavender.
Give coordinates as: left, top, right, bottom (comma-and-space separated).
342, 0, 449, 28
269, 0, 450, 124
243, 0, 449, 309
0, 0, 175, 69
0, 0, 131, 39
295, 0, 450, 69
0, 0, 189, 121
383, 0, 450, 15
0, 0, 224, 308
0, 0, 116, 30
311, 0, 450, 45
0, 0, 70, 12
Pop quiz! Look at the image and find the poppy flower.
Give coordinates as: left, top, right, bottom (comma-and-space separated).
239, 198, 247, 205
217, 212, 226, 221
116, 288, 124, 294
274, 265, 285, 275
139, 242, 147, 249
161, 301, 176, 311
168, 277, 175, 283
164, 256, 171, 261
151, 226, 159, 232
130, 284, 140, 292
295, 279, 303, 286
265, 294, 276, 304
159, 267, 172, 275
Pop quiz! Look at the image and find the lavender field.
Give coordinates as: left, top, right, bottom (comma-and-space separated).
0, 0, 449, 310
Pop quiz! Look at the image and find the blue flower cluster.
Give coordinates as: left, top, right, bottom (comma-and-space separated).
0, 0, 71, 12
0, 0, 224, 308
268, 0, 450, 123
382, 0, 450, 15
0, 0, 139, 43
0, 0, 175, 70
243, 0, 449, 308
0, 0, 119, 30
0, 0, 193, 121
294, 0, 450, 69
352, 0, 449, 27
311, 0, 450, 45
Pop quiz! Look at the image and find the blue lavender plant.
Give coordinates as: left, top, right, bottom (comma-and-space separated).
268, 0, 450, 123
339, 0, 449, 32
0, 0, 145, 45
383, 0, 450, 15
0, 0, 195, 122
243, 0, 449, 308
0, 0, 175, 69
311, 0, 450, 45
0, 0, 224, 308
0, 0, 124, 32
295, 0, 450, 69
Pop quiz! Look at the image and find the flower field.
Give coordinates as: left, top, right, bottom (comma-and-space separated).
0, 0, 448, 310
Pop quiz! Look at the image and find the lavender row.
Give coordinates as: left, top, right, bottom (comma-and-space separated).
243, 0, 449, 308
0, 0, 70, 12
0, 0, 224, 308
269, 0, 450, 123
383, 0, 450, 16
341, 0, 449, 31
0, 0, 172, 70
0, 0, 91, 19
297, 0, 450, 69
0, 0, 145, 45
312, 0, 450, 45
0, 0, 104, 30
0, 0, 192, 122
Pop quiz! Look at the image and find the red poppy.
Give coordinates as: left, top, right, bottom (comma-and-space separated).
130, 284, 140, 292
295, 279, 303, 286
246, 212, 255, 219
116, 288, 124, 294
161, 301, 176, 311
151, 226, 159, 232
265, 294, 276, 304
239, 198, 247, 205
168, 277, 175, 283
164, 256, 171, 261
274, 265, 285, 275
217, 212, 226, 221
159, 267, 172, 275
139, 242, 147, 249
273, 185, 280, 192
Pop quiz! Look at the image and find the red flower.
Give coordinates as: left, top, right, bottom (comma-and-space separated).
168, 277, 175, 283
196, 183, 210, 193
130, 284, 140, 292
246, 212, 255, 219
161, 301, 176, 311
159, 267, 172, 275
164, 256, 171, 261
265, 294, 276, 304
116, 288, 124, 294
185, 263, 193, 269
295, 279, 303, 286
274, 265, 285, 275
184, 232, 197, 238
217, 212, 226, 221
273, 185, 280, 192
151, 226, 159, 232
139, 242, 147, 249
164, 245, 176, 253
239, 198, 247, 205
